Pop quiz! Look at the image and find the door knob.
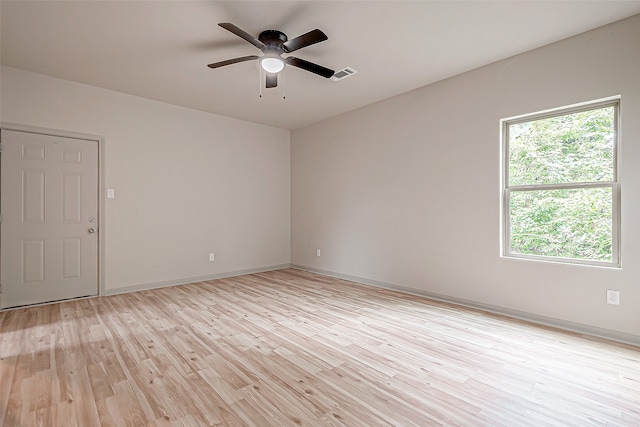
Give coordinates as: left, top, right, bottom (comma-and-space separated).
88, 227, 96, 234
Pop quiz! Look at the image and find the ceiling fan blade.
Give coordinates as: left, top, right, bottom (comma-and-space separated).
266, 73, 278, 88
285, 56, 334, 78
282, 29, 328, 53
218, 23, 265, 50
207, 55, 260, 69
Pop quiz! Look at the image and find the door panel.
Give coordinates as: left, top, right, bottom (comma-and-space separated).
62, 238, 82, 279
22, 239, 45, 283
23, 169, 46, 223
62, 172, 82, 222
1, 129, 99, 308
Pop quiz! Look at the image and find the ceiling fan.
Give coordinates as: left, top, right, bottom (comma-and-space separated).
207, 23, 335, 89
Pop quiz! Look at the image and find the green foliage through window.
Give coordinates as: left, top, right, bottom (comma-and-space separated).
504, 101, 618, 264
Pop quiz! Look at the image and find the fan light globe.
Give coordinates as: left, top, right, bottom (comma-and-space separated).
261, 57, 285, 74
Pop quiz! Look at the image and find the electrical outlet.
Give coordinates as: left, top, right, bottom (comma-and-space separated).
209, 253, 215, 262
316, 249, 321, 257
606, 290, 620, 305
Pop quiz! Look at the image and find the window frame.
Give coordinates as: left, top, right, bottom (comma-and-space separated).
501, 97, 621, 267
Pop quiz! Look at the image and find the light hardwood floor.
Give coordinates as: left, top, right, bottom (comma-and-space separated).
1, 268, 638, 426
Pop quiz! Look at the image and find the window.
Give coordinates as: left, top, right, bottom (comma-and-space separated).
502, 99, 620, 266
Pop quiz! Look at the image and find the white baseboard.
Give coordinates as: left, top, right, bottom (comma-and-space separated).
291, 264, 640, 348
103, 264, 291, 296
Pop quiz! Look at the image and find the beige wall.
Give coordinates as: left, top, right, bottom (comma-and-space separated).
291, 15, 640, 342
1, 66, 291, 292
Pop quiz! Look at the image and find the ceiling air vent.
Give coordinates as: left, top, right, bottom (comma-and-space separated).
330, 67, 357, 82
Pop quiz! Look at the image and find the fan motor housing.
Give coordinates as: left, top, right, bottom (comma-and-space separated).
259, 30, 288, 48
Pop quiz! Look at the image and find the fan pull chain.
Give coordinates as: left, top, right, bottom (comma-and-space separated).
258, 62, 263, 98
282, 67, 286, 99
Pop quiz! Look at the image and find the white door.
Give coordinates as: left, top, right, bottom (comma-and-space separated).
1, 130, 99, 309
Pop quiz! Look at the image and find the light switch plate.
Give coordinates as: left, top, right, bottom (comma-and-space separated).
107, 189, 115, 199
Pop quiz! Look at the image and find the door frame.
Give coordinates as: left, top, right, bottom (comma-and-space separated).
0, 122, 106, 304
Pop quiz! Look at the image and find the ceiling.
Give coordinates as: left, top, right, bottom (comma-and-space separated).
2, 1, 640, 130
